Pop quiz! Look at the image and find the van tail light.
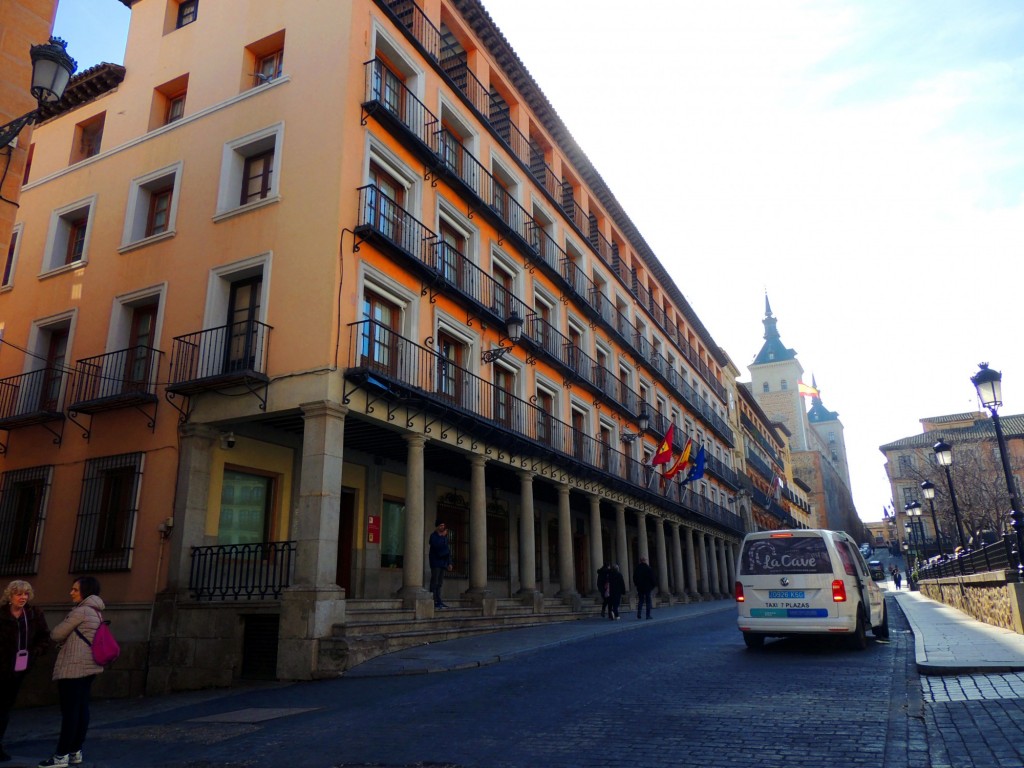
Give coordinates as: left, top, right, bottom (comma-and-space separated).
735, 582, 745, 602
832, 579, 847, 602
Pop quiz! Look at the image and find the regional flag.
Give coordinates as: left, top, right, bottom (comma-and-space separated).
682, 445, 706, 484
798, 381, 820, 398
651, 423, 674, 466
664, 437, 692, 480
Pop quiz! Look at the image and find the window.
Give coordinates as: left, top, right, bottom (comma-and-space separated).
254, 49, 284, 87
0, 466, 51, 576
493, 365, 516, 428
44, 197, 95, 272
176, 0, 198, 28
762, 382, 769, 393
166, 92, 186, 124
241, 150, 274, 205
780, 379, 788, 391
123, 164, 181, 247
22, 143, 34, 185
898, 454, 913, 476
380, 498, 405, 568
436, 331, 465, 405
536, 389, 554, 445
361, 291, 400, 376
215, 124, 283, 217
372, 59, 405, 117
2, 226, 21, 287
226, 277, 263, 373
124, 303, 159, 392
70, 113, 105, 164
40, 328, 69, 413
218, 469, 274, 545
70, 453, 143, 572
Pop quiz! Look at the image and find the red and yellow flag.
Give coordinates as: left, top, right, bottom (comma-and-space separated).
663, 437, 692, 480
651, 423, 674, 466
798, 381, 819, 398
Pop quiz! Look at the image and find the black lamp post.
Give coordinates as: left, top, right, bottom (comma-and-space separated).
904, 501, 923, 564
620, 409, 650, 444
921, 480, 944, 557
933, 439, 968, 554
971, 362, 1024, 578
0, 38, 77, 147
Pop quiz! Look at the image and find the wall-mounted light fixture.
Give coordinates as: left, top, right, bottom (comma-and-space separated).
620, 409, 650, 444
481, 311, 524, 363
0, 38, 77, 147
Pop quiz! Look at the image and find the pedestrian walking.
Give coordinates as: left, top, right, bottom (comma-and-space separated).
428, 520, 453, 609
893, 568, 902, 591
607, 564, 626, 621
596, 564, 612, 617
38, 576, 106, 768
633, 557, 656, 620
1, 580, 51, 763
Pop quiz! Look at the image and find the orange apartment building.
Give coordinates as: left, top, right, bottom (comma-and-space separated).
0, 0, 812, 695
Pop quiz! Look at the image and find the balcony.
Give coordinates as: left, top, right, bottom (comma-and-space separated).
69, 346, 162, 414
746, 450, 774, 483
0, 368, 67, 433
346, 320, 744, 532
166, 321, 272, 405
521, 315, 598, 387
361, 58, 439, 163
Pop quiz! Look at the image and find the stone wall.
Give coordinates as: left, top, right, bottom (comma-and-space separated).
919, 571, 1024, 634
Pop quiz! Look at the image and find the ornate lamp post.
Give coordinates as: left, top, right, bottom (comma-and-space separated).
933, 439, 968, 554
971, 362, 1024, 578
904, 501, 923, 565
920, 480, 944, 558
0, 38, 77, 146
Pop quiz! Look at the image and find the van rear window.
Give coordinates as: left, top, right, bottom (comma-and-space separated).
740, 537, 833, 575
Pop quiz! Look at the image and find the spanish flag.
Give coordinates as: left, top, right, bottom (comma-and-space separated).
798, 381, 819, 398
651, 423, 674, 466
663, 437, 692, 480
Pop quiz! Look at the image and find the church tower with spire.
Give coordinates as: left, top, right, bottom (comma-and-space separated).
748, 295, 859, 532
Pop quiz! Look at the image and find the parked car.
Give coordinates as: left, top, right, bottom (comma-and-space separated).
860, 543, 873, 557
868, 560, 885, 580
736, 529, 889, 651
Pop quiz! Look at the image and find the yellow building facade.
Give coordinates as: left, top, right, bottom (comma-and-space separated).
2, 0, 791, 694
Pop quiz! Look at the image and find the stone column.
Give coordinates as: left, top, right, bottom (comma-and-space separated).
556, 484, 576, 596
398, 433, 429, 604
717, 538, 730, 595
725, 541, 737, 595
636, 510, 650, 562
697, 531, 710, 597
466, 454, 490, 598
518, 471, 537, 596
670, 523, 686, 599
278, 401, 349, 680
684, 525, 698, 596
654, 517, 670, 598
708, 534, 721, 595
614, 503, 628, 590
167, 423, 218, 592
588, 493, 603, 595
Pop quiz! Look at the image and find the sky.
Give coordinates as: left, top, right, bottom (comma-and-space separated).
51, 0, 1024, 524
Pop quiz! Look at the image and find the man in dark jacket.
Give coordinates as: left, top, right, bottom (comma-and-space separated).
607, 564, 626, 621
596, 564, 612, 617
633, 557, 656, 619
428, 520, 452, 609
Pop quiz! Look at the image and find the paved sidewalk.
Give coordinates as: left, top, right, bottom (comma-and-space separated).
891, 587, 1024, 675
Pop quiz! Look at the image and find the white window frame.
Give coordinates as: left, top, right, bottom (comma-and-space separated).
214, 123, 284, 220
204, 253, 272, 330
121, 161, 183, 250
107, 283, 168, 354
2, 223, 24, 289
41, 196, 97, 275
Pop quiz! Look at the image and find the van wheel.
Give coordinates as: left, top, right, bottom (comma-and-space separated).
743, 632, 765, 650
848, 611, 868, 651
872, 604, 889, 639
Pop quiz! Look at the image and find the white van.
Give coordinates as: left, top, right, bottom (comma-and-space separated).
735, 529, 888, 650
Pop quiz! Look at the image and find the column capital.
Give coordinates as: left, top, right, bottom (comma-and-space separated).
178, 423, 219, 442
299, 400, 349, 421
557, 483, 571, 497
517, 469, 536, 482
469, 454, 487, 468
403, 433, 427, 448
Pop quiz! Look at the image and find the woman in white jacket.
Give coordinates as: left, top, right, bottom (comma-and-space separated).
37, 576, 105, 768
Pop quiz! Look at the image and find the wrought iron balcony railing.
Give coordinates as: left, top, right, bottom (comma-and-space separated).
363, 58, 439, 157
346, 320, 744, 532
69, 346, 162, 413
166, 321, 272, 394
189, 540, 296, 600
0, 368, 68, 429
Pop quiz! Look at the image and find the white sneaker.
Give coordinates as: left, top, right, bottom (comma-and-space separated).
69, 751, 83, 765
37, 756, 69, 768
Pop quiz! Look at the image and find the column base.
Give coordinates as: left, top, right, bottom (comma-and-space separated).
518, 590, 544, 611
396, 586, 430, 609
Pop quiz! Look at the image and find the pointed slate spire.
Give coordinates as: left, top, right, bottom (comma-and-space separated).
752, 292, 797, 365
807, 375, 839, 422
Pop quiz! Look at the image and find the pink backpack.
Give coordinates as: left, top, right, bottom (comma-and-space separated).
74, 607, 121, 667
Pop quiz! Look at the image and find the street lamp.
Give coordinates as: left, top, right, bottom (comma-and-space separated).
620, 409, 650, 443
0, 38, 77, 147
920, 480, 944, 558
480, 311, 524, 363
904, 501, 922, 564
971, 362, 1024, 578
934, 439, 968, 555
